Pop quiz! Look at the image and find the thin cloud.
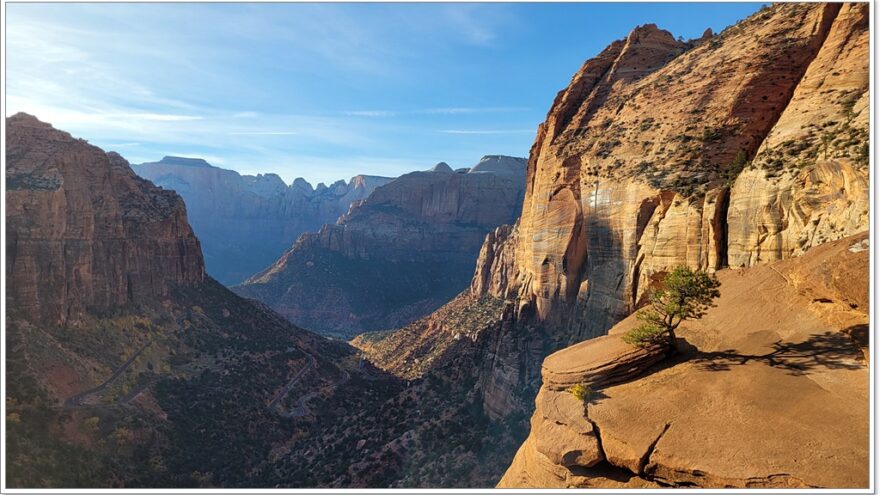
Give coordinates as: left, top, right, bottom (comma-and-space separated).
422, 107, 529, 115
342, 107, 530, 117
134, 113, 203, 122
228, 131, 299, 136
343, 110, 398, 117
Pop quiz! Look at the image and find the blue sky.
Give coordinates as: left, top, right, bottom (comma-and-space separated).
6, 2, 762, 185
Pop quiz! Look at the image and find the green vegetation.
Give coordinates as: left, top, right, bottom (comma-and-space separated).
623, 266, 721, 350
726, 150, 751, 184
567, 383, 593, 403
700, 126, 723, 141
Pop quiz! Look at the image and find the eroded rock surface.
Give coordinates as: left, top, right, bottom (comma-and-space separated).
448, 10, 870, 472
6, 114, 205, 325
473, 3, 868, 343
727, 3, 869, 267
500, 233, 868, 488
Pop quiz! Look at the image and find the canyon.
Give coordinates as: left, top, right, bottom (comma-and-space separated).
358, 1, 869, 488
234, 156, 526, 338
5, 113, 400, 487
133, 156, 392, 285
4, 1, 870, 490
4, 114, 526, 488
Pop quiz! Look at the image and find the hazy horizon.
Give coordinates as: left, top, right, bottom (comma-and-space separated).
6, 2, 762, 185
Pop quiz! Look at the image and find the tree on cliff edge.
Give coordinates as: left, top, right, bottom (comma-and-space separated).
623, 266, 721, 350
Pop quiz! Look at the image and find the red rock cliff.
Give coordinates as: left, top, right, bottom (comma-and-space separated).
6, 113, 205, 325
472, 3, 868, 342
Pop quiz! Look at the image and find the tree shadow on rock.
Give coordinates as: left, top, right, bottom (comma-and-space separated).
584, 388, 611, 407
690, 331, 865, 376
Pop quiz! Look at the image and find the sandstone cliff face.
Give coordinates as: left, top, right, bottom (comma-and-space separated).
727, 2, 869, 266
499, 232, 868, 488
133, 156, 392, 285
473, 3, 868, 343
6, 114, 205, 325
357, 3, 869, 486
234, 157, 526, 338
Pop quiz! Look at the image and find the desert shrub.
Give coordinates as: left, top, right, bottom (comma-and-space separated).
567, 383, 593, 403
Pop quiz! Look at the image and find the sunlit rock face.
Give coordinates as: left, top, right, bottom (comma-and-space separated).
6, 113, 205, 325
472, 2, 868, 343
484, 3, 869, 489
500, 232, 869, 489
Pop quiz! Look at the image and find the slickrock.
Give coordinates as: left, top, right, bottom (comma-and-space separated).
500, 232, 868, 488
540, 335, 667, 391
6, 113, 205, 325
134, 156, 392, 285
530, 388, 601, 468
235, 156, 526, 338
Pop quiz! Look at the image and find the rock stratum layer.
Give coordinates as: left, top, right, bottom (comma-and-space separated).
472, 2, 868, 342
499, 233, 869, 488
6, 114, 205, 325
235, 157, 526, 338
134, 157, 392, 285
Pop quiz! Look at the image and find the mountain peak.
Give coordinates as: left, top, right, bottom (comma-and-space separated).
430, 162, 454, 173
469, 155, 527, 178
158, 156, 214, 168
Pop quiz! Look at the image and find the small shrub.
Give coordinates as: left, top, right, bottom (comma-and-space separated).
701, 127, 723, 141
567, 383, 593, 403
726, 150, 750, 184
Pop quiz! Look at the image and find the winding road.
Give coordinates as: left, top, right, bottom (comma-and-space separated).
267, 353, 317, 415
267, 352, 358, 418
64, 341, 152, 409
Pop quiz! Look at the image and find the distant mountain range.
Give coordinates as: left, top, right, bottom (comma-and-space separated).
133, 156, 393, 285
234, 155, 527, 338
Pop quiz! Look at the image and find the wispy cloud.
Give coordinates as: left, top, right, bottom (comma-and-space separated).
135, 113, 203, 122
228, 131, 299, 136
5, 3, 537, 185
343, 110, 398, 117
104, 142, 141, 147
423, 107, 530, 115
342, 107, 530, 117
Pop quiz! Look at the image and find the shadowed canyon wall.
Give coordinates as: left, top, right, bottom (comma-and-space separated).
134, 157, 392, 285
235, 157, 527, 338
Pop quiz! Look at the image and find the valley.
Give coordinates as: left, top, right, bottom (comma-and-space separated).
4, 1, 871, 490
